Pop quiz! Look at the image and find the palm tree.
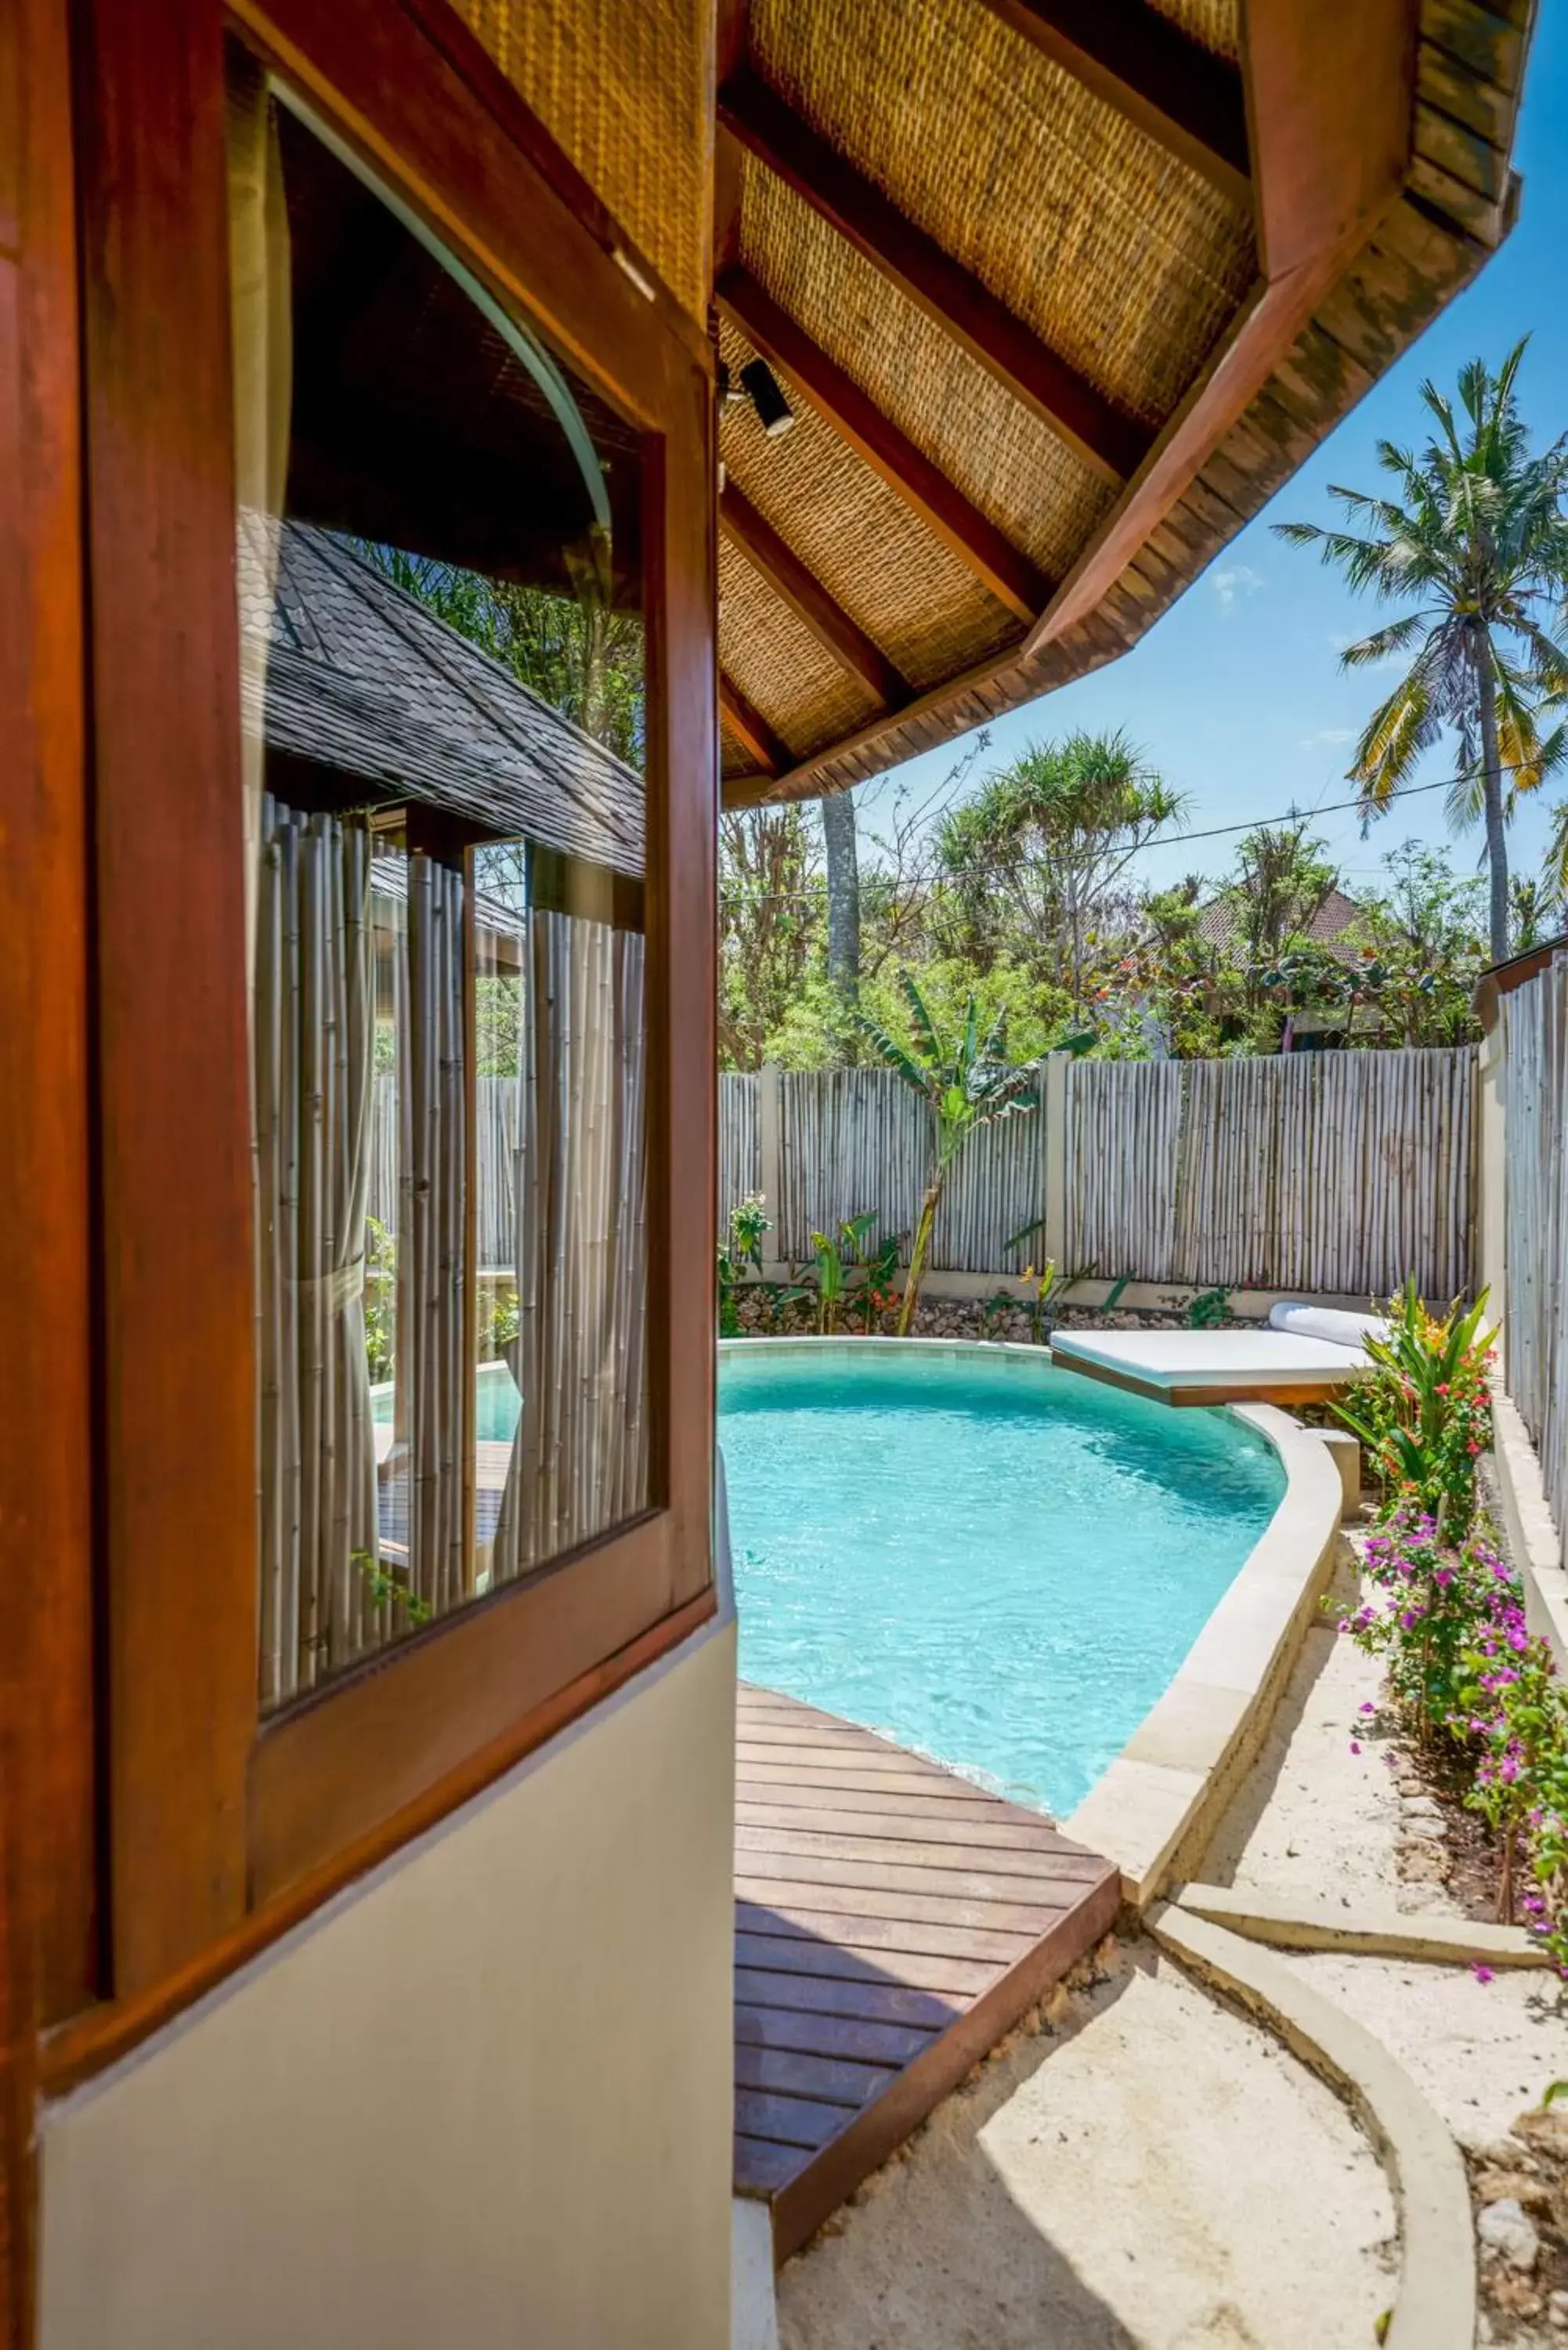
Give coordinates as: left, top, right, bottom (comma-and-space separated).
858, 974, 1037, 1335
935, 729, 1184, 1003
1274, 342, 1568, 961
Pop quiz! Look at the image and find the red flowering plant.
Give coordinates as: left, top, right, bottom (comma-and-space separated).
1334, 1278, 1495, 1540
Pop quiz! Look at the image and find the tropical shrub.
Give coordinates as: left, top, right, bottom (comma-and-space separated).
718, 1194, 770, 1337
1335, 1278, 1494, 1538
809, 1213, 899, 1336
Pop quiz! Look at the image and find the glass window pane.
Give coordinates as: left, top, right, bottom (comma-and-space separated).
231, 57, 649, 1709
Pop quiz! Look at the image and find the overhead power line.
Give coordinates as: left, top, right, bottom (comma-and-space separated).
720, 757, 1537, 906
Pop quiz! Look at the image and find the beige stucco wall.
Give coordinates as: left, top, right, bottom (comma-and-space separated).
37, 1613, 737, 2350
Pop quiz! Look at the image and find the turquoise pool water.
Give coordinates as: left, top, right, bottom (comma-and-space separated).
719, 1343, 1285, 1818
370, 1361, 519, 1444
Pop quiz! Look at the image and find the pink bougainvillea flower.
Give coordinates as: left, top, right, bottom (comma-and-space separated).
1349, 1741, 1361, 1755
1472, 1965, 1495, 1985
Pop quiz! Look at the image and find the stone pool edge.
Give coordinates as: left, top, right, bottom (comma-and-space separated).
1064, 1401, 1344, 1907
718, 1340, 1345, 1907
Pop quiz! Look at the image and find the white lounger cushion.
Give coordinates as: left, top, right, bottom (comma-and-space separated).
1266, 1301, 1388, 1350
1050, 1328, 1367, 1391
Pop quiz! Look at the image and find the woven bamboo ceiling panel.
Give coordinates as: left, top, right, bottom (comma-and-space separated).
1148, 0, 1241, 63
750, 0, 1255, 427
453, 0, 711, 323
741, 168, 1116, 576
449, 0, 1531, 808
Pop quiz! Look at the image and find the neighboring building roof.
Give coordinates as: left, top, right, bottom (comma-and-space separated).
681, 0, 1531, 807
1198, 884, 1368, 965
250, 519, 645, 880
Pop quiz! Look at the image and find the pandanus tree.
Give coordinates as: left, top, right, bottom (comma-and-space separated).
1274, 342, 1568, 962
859, 974, 1038, 1336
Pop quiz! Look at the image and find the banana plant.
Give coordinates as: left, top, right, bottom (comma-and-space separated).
858, 975, 1038, 1336
810, 1212, 899, 1334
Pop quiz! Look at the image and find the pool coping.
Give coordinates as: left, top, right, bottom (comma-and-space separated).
719, 1339, 1346, 1909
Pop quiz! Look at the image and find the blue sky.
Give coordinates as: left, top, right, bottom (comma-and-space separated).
852, 11, 1568, 902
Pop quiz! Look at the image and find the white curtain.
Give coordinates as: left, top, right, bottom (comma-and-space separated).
492, 908, 648, 1582
388, 851, 469, 1617
255, 801, 380, 1706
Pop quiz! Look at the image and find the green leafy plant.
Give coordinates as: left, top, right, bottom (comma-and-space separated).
356, 1547, 432, 1629
478, 1281, 519, 1361
363, 1215, 397, 1382
718, 1193, 771, 1336
810, 1212, 899, 1335
1334, 1279, 1495, 1538
1185, 1285, 1231, 1330
859, 974, 1037, 1334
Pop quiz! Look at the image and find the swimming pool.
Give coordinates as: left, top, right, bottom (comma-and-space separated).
370, 1361, 520, 1444
719, 1340, 1286, 1819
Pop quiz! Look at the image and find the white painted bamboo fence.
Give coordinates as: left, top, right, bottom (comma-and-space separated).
1500, 958, 1568, 1539
721, 1047, 1476, 1298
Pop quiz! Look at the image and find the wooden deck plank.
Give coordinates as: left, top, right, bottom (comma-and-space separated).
736, 1868, 1082, 1932
732, 1685, 1120, 2259
735, 2041, 898, 2106
736, 1768, 1003, 1812
735, 2000, 939, 2067
738, 1821, 1107, 1879
737, 1797, 1077, 1848
735, 2086, 856, 2149
735, 1939, 988, 2001
737, 1896, 1048, 1960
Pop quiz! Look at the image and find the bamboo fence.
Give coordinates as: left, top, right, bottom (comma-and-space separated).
721, 1047, 1476, 1298
371, 1072, 518, 1266
1501, 958, 1568, 1540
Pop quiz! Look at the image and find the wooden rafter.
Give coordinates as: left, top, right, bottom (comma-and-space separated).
973, 0, 1249, 208
1026, 0, 1418, 649
717, 269, 1049, 623
717, 68, 1147, 486
719, 670, 790, 776
719, 480, 909, 706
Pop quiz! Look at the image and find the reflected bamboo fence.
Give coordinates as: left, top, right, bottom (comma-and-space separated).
372, 1071, 520, 1266
1499, 956, 1568, 1539
718, 1046, 1476, 1299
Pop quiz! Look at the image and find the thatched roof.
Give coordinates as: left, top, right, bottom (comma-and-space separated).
452, 0, 1533, 811
255, 521, 645, 880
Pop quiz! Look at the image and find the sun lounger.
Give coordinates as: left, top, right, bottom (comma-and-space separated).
1049, 1303, 1385, 1408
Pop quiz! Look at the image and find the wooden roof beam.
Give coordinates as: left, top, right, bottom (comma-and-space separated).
973, 0, 1249, 208
719, 671, 790, 776
719, 480, 909, 707
1028, 0, 1418, 651
717, 69, 1147, 487
717, 269, 1050, 623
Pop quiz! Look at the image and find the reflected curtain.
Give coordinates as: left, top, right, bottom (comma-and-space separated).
394, 851, 468, 1615
493, 908, 648, 1583
256, 801, 380, 1706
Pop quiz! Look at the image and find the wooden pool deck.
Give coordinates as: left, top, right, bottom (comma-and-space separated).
733, 1683, 1122, 2261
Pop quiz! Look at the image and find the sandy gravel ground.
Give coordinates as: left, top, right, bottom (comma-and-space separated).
1207, 1548, 1568, 2153
776, 1937, 1396, 2350
775, 1540, 1568, 2348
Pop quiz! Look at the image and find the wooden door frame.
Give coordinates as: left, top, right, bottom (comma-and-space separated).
53, 0, 717, 2066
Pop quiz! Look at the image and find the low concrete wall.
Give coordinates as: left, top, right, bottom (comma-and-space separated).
1491, 1388, 1568, 1673
1067, 1405, 1345, 1906
38, 1612, 738, 2350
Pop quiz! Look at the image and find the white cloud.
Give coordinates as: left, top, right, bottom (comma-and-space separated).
1300, 727, 1356, 749
1213, 565, 1265, 610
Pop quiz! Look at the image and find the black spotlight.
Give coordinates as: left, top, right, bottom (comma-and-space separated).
741, 356, 795, 437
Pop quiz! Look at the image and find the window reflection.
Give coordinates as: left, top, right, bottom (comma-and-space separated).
232, 57, 649, 1709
